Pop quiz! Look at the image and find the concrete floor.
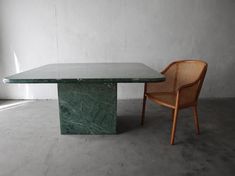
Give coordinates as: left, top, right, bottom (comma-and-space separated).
0, 98, 234, 176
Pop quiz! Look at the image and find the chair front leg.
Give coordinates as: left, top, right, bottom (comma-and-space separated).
170, 107, 179, 145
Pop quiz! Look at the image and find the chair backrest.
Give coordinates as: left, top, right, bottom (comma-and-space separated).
163, 60, 208, 98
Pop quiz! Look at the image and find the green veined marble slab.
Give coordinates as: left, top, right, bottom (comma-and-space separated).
58, 83, 117, 134
3, 63, 165, 83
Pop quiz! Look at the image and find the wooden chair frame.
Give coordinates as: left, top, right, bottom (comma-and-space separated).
141, 60, 208, 145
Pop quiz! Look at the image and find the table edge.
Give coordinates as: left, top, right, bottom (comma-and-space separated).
3, 77, 166, 84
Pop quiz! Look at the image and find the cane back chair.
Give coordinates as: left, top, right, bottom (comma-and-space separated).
141, 60, 208, 145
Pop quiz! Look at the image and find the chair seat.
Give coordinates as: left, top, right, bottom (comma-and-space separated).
146, 92, 176, 109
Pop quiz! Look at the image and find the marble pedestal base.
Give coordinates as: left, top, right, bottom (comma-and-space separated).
58, 83, 117, 134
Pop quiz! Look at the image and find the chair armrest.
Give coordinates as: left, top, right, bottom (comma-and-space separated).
176, 80, 201, 107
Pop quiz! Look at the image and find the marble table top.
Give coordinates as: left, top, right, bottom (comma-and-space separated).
3, 63, 165, 83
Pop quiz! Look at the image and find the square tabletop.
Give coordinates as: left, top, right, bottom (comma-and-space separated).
3, 63, 165, 83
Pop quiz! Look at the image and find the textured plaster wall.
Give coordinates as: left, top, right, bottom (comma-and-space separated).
0, 0, 235, 99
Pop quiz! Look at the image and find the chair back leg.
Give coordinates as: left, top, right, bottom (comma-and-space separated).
171, 109, 175, 122
193, 106, 200, 135
141, 95, 147, 126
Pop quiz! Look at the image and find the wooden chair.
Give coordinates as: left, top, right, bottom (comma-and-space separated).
141, 60, 208, 145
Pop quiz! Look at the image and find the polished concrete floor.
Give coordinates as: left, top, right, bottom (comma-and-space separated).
0, 98, 234, 176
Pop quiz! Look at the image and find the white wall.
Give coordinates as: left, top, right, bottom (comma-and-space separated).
0, 0, 235, 99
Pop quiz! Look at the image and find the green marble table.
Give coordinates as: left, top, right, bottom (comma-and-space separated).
4, 63, 165, 134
